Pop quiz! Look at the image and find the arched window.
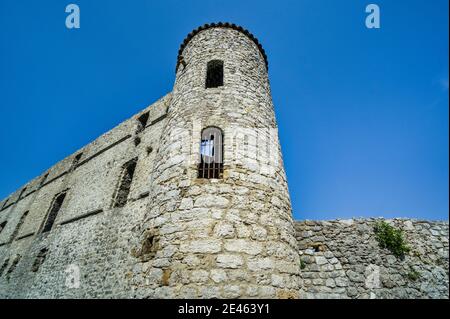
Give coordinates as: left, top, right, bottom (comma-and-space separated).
198, 127, 223, 179
205, 60, 224, 88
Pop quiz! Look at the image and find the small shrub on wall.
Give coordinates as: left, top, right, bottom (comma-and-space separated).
374, 221, 410, 259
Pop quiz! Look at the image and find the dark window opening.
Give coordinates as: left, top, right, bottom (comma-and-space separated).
18, 187, 27, 200
135, 230, 160, 262
198, 127, 223, 179
113, 158, 138, 208
40, 173, 49, 188
179, 55, 187, 70
72, 153, 83, 169
0, 221, 7, 234
142, 234, 156, 255
6, 254, 21, 276
205, 60, 224, 88
42, 191, 67, 233
10, 211, 29, 242
311, 243, 326, 253
31, 248, 48, 272
0, 258, 9, 277
136, 112, 150, 133
1, 199, 9, 210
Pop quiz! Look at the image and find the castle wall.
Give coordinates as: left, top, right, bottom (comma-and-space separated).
1, 24, 448, 300
0, 94, 171, 298
295, 219, 449, 299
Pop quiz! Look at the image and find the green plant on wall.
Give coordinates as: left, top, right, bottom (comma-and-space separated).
374, 221, 410, 259
300, 259, 306, 270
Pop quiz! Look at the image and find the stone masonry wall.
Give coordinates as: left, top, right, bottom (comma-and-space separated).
296, 219, 449, 299
0, 94, 171, 298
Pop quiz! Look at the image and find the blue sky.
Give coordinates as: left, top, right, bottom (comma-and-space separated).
0, 0, 448, 220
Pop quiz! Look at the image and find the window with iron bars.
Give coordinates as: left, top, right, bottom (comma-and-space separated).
198, 127, 223, 179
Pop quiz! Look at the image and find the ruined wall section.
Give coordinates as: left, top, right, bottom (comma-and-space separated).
0, 93, 171, 298
295, 219, 449, 299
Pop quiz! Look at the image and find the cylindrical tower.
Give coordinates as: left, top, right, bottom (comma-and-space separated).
131, 23, 300, 299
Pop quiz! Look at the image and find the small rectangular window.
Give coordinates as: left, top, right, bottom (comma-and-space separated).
205, 60, 224, 88
113, 158, 138, 208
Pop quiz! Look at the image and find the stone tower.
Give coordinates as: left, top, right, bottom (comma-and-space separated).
130, 23, 300, 298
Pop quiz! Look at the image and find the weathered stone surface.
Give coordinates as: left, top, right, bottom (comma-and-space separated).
216, 254, 243, 269
194, 195, 229, 208
248, 258, 274, 271
178, 198, 193, 210
210, 269, 228, 283
180, 240, 221, 253
213, 222, 235, 238
296, 219, 449, 299
224, 239, 263, 255
315, 256, 328, 265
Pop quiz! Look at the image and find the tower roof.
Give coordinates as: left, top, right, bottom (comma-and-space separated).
176, 22, 268, 73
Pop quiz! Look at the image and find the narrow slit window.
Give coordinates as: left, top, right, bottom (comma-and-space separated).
1, 199, 9, 210
113, 158, 138, 208
205, 60, 224, 88
18, 187, 27, 200
136, 112, 150, 133
39, 173, 49, 188
0, 258, 9, 277
10, 211, 29, 241
72, 153, 83, 169
0, 221, 7, 234
198, 127, 223, 179
6, 254, 21, 276
31, 248, 48, 272
42, 191, 67, 233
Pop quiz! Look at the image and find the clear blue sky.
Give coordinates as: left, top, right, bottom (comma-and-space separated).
0, 0, 448, 221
